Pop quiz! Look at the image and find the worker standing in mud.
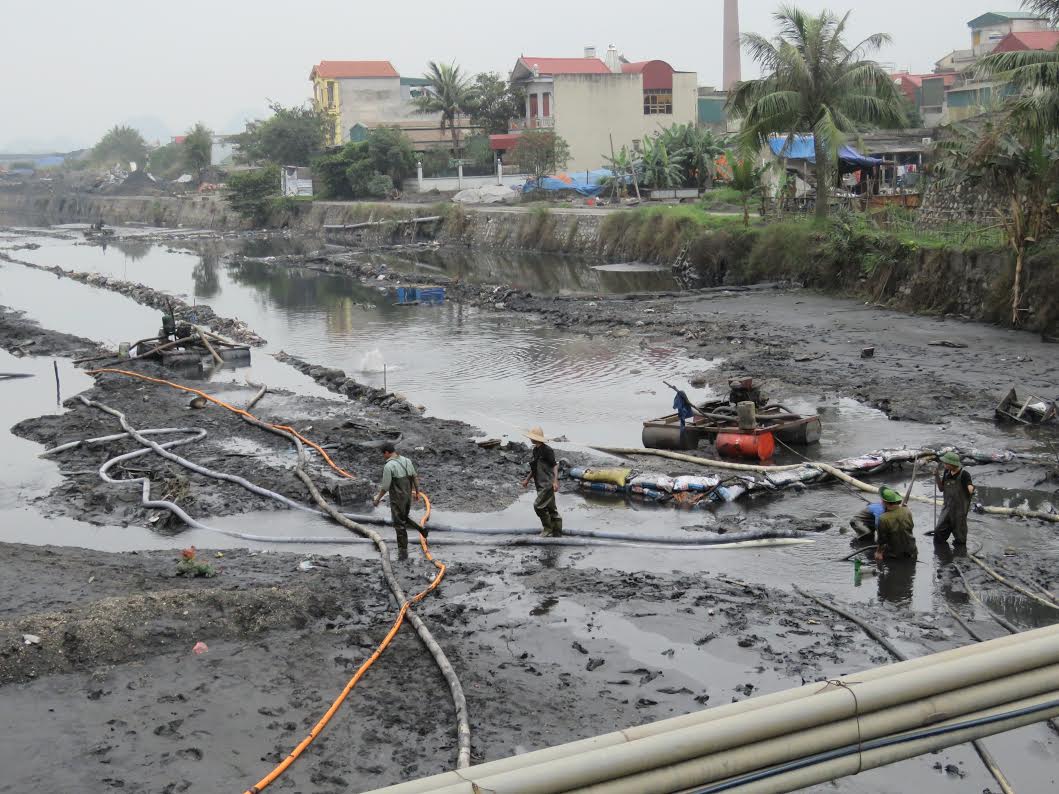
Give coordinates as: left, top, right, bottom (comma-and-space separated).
933, 451, 975, 547
874, 487, 917, 561
522, 426, 562, 537
373, 442, 422, 558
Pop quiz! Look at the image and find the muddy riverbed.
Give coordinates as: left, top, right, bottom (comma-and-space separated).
1, 224, 1057, 793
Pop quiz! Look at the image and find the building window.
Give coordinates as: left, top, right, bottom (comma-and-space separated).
644, 89, 673, 115
327, 82, 335, 108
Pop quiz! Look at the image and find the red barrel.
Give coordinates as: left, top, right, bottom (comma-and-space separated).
716, 431, 775, 461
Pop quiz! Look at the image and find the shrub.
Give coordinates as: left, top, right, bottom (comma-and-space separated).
225, 165, 280, 226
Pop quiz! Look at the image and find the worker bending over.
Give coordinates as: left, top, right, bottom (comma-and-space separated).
875, 487, 917, 562
373, 442, 422, 558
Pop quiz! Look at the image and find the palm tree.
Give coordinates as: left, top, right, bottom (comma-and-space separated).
727, 5, 905, 218
727, 151, 767, 228
414, 62, 478, 155
972, 1, 1059, 134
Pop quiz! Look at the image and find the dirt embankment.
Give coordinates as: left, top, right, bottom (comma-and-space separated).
10, 360, 539, 527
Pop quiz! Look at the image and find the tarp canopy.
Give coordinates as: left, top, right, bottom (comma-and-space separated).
522, 168, 617, 196
768, 135, 883, 168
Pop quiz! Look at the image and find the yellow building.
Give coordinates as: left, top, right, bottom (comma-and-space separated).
310, 60, 433, 147
493, 49, 698, 172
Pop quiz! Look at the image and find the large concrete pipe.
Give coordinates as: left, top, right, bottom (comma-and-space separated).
565, 664, 1059, 793
363, 625, 1059, 794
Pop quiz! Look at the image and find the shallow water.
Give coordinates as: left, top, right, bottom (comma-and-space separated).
1, 228, 1056, 623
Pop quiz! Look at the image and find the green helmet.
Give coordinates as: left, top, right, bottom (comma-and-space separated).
880, 487, 903, 504
940, 451, 962, 467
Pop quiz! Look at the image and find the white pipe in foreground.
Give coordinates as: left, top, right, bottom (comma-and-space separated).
361, 624, 1059, 794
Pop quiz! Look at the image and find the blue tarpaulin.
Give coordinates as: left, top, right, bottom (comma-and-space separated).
768, 135, 882, 168
523, 168, 617, 196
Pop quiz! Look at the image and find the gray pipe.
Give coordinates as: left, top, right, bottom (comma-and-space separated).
363, 626, 1059, 794
57, 416, 814, 550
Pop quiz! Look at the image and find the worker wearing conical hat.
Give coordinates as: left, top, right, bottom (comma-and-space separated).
521, 426, 562, 537
933, 451, 975, 547
875, 487, 916, 561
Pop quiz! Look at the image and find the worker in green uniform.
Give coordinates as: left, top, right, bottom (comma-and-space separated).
875, 487, 917, 561
373, 442, 422, 559
933, 451, 975, 547
521, 426, 562, 537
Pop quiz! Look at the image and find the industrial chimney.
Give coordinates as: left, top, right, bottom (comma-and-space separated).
723, 0, 742, 91
584, 45, 597, 59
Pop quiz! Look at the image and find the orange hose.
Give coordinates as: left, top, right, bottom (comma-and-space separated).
87, 368, 358, 480
81, 368, 445, 792
245, 494, 442, 794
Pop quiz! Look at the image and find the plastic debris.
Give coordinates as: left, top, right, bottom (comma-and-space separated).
192, 641, 208, 655
297, 560, 316, 571
22, 634, 41, 646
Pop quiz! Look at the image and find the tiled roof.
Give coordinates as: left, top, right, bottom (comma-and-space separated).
993, 31, 1059, 52
310, 60, 399, 80
517, 57, 612, 76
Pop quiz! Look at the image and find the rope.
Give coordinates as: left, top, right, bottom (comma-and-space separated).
774, 435, 870, 504
818, 680, 865, 775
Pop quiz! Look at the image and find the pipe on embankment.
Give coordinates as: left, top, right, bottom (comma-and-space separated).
360, 624, 1059, 794
595, 447, 1059, 523
51, 424, 813, 549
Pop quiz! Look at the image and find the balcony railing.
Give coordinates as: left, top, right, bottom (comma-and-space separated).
511, 117, 555, 130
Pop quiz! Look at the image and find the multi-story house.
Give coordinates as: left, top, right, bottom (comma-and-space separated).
309, 60, 434, 147
490, 47, 697, 173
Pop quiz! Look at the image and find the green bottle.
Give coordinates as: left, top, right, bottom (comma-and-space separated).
854, 558, 862, 573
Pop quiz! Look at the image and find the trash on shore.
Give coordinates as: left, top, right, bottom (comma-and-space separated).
22, 634, 41, 646
995, 388, 1058, 425
192, 641, 208, 655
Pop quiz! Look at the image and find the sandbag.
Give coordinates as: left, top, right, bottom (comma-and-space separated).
672, 475, 721, 492
580, 467, 632, 486
630, 473, 675, 493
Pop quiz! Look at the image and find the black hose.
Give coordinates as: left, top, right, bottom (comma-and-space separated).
688, 698, 1059, 793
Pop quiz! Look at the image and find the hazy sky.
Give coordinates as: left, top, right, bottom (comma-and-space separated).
2, 0, 982, 151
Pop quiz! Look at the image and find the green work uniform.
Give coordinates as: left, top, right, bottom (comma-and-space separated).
530, 444, 562, 537
877, 506, 917, 559
935, 468, 972, 545
381, 454, 420, 551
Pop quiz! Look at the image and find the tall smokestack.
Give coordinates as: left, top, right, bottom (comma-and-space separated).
723, 0, 742, 91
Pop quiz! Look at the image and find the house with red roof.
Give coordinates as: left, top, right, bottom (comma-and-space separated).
310, 60, 437, 146
992, 29, 1059, 53
494, 46, 698, 172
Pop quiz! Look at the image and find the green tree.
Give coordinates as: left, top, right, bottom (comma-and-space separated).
727, 151, 767, 227
226, 165, 280, 226
512, 129, 570, 182
658, 123, 728, 189
468, 72, 524, 135
147, 142, 185, 178
234, 102, 331, 166
934, 122, 1059, 325
92, 125, 148, 166
727, 5, 905, 218
184, 123, 213, 173
414, 62, 478, 153
972, 1, 1059, 134
639, 136, 686, 188
365, 127, 416, 186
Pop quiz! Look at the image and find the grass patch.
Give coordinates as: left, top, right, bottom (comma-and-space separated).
699, 187, 743, 209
